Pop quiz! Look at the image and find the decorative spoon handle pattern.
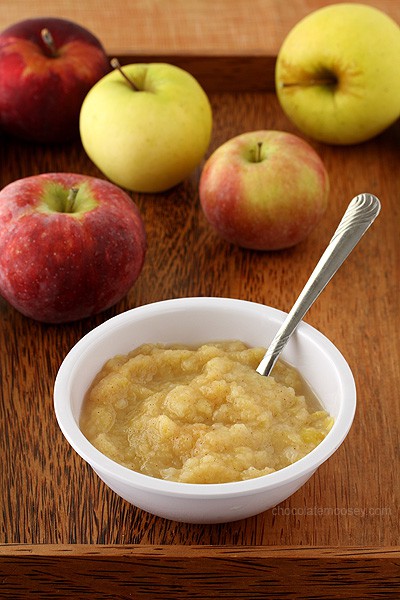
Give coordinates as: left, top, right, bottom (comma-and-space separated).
256, 193, 381, 377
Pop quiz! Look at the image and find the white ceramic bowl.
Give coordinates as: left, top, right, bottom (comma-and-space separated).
54, 297, 356, 524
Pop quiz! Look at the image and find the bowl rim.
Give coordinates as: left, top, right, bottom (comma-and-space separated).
54, 296, 356, 499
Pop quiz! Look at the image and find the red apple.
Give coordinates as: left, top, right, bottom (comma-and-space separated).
199, 130, 329, 250
0, 17, 110, 143
0, 173, 147, 323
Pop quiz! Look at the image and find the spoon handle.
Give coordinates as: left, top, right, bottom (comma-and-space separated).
256, 193, 381, 377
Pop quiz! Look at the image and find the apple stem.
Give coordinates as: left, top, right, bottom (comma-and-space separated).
65, 188, 79, 213
41, 28, 58, 58
281, 77, 337, 88
255, 142, 263, 163
110, 57, 139, 91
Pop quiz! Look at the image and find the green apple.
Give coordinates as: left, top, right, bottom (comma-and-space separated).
275, 3, 400, 145
79, 61, 212, 192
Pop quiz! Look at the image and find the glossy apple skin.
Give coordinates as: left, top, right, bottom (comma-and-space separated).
275, 4, 400, 145
199, 130, 329, 251
0, 18, 110, 143
0, 173, 147, 323
80, 62, 212, 193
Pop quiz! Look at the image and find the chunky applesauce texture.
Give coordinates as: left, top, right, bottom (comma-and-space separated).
80, 341, 333, 484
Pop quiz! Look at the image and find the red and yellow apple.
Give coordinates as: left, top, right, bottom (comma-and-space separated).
0, 173, 147, 323
275, 3, 400, 145
199, 130, 329, 251
80, 61, 213, 193
0, 17, 110, 143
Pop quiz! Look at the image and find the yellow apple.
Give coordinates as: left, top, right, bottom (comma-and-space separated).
275, 3, 400, 144
80, 62, 212, 192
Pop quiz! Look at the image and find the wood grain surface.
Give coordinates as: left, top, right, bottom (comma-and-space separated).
1, 84, 399, 596
1, 545, 400, 598
0, 0, 399, 57
0, 0, 400, 596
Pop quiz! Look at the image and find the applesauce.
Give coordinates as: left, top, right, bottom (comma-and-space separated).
80, 341, 333, 484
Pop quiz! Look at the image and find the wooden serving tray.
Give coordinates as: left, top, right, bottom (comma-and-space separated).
0, 54, 399, 597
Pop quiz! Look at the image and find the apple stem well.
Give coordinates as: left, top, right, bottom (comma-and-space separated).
37, 182, 98, 217
41, 28, 58, 58
110, 58, 139, 91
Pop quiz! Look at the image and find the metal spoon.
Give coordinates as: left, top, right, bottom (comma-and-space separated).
256, 193, 381, 377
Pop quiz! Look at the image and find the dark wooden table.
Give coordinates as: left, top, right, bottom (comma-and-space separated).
0, 49, 399, 598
